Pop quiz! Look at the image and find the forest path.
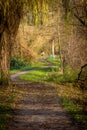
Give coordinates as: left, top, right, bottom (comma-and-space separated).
11, 70, 34, 81
8, 64, 81, 130
7, 81, 81, 130
11, 59, 53, 81
7, 73, 80, 130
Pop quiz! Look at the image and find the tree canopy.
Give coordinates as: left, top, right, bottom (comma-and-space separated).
62, 0, 87, 27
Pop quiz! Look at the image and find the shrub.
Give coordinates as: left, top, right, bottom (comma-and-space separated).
10, 57, 29, 70
77, 64, 87, 90
47, 66, 78, 83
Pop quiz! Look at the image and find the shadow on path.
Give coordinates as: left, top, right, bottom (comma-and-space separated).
8, 67, 83, 130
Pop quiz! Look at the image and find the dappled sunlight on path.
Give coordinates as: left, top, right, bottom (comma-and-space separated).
7, 82, 81, 130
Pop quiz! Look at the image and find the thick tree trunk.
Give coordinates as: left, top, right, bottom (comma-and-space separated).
0, 31, 12, 85
0, 0, 23, 85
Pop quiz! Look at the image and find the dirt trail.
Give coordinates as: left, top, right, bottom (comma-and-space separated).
7, 83, 81, 130
8, 70, 82, 130
11, 70, 33, 81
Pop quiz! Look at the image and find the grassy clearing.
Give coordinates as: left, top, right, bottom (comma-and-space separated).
19, 66, 52, 82
19, 57, 61, 82
19, 66, 78, 84
0, 86, 15, 130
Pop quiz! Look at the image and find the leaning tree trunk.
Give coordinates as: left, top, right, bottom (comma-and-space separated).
0, 0, 23, 85
0, 31, 13, 85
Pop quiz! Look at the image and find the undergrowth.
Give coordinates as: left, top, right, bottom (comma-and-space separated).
54, 83, 87, 130
61, 97, 87, 129
10, 57, 46, 74
10, 57, 29, 70
0, 86, 15, 130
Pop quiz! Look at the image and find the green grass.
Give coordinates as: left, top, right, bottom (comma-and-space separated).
10, 65, 34, 74
61, 97, 87, 129
0, 86, 15, 130
47, 56, 61, 67
19, 69, 48, 82
18, 57, 62, 82
19, 67, 78, 83
10, 61, 46, 74
0, 103, 11, 130
47, 71, 78, 83
32, 61, 46, 67
18, 57, 78, 84
10, 70, 21, 74
54, 83, 87, 130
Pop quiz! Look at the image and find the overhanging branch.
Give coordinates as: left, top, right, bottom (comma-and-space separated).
74, 13, 87, 27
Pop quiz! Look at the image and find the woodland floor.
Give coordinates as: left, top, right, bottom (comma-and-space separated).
7, 69, 83, 130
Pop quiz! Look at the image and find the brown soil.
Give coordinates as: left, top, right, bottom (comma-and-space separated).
7, 80, 82, 130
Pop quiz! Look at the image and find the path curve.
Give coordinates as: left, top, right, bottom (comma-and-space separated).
11, 59, 54, 81
11, 70, 33, 81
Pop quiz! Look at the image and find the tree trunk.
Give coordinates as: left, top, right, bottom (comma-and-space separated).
52, 40, 55, 58
0, 0, 23, 85
0, 31, 12, 85
57, 8, 64, 74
